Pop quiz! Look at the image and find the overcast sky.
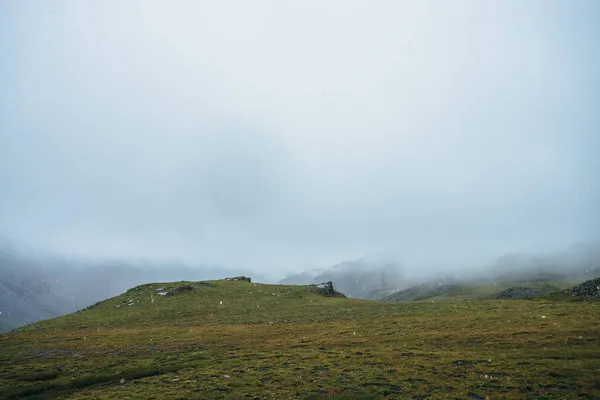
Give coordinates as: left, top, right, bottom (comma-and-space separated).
1, 1, 598, 276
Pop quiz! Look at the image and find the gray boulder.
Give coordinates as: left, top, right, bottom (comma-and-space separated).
308, 281, 346, 298
224, 276, 251, 283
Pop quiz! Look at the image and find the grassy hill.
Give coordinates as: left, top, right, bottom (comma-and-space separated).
0, 242, 264, 333
1, 279, 599, 399
383, 278, 586, 302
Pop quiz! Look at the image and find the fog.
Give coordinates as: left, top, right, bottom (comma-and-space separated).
1, 1, 598, 279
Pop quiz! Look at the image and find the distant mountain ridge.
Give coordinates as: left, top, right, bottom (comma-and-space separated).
278, 255, 408, 299
2, 242, 598, 331
0, 244, 260, 332
279, 245, 600, 301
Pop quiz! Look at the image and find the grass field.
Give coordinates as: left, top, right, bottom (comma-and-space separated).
1, 280, 599, 399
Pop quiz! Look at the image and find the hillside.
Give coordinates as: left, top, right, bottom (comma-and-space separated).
383, 277, 589, 303
279, 246, 600, 301
0, 244, 262, 333
1, 279, 600, 399
0, 278, 73, 333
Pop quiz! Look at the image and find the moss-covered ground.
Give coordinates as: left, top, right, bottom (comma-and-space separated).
1, 280, 599, 399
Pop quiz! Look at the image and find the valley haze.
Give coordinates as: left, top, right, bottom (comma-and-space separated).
0, 2, 598, 293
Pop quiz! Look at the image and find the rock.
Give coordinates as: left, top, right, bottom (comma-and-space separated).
569, 277, 600, 297
224, 276, 251, 283
308, 281, 346, 298
493, 285, 559, 300
165, 285, 195, 296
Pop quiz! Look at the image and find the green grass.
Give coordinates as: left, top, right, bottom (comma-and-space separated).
385, 277, 589, 302
1, 280, 599, 399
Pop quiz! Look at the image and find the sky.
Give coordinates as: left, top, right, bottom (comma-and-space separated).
1, 1, 598, 277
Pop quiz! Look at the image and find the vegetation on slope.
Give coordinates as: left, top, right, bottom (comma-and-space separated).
383, 276, 594, 303
0, 242, 264, 333
1, 279, 599, 399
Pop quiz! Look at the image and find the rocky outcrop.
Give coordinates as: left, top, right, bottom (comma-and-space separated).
569, 277, 600, 297
225, 276, 251, 283
165, 284, 195, 296
492, 285, 559, 300
308, 281, 346, 298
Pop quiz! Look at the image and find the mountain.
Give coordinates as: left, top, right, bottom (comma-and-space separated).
279, 255, 409, 299
3, 242, 598, 332
383, 248, 600, 303
280, 245, 600, 301
277, 268, 326, 285
0, 270, 73, 332
1, 278, 599, 399
0, 244, 261, 332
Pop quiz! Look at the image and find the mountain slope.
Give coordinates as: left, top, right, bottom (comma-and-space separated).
0, 245, 261, 332
1, 279, 600, 399
0, 279, 74, 331
382, 275, 598, 302
279, 246, 600, 301
279, 255, 407, 299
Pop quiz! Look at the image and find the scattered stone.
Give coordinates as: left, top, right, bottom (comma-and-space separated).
569, 277, 600, 297
493, 285, 559, 300
225, 276, 251, 282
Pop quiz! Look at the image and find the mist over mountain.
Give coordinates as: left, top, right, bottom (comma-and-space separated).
279, 244, 600, 300
1, 236, 598, 332
0, 241, 264, 332
1, 1, 599, 338
474, 244, 600, 282
0, 2, 599, 398
1, 2, 598, 277
280, 255, 406, 299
